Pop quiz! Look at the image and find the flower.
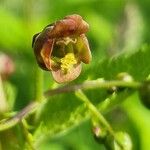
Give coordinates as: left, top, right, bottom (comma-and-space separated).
0, 53, 15, 80
32, 14, 91, 83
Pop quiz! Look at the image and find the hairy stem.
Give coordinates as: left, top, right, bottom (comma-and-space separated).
76, 90, 115, 134
0, 102, 39, 131
44, 80, 140, 97
21, 119, 35, 150
75, 90, 124, 149
0, 80, 140, 131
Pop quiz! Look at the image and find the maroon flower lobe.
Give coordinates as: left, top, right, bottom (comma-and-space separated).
32, 14, 91, 83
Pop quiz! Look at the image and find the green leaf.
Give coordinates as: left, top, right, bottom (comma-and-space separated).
34, 45, 150, 146
80, 44, 150, 81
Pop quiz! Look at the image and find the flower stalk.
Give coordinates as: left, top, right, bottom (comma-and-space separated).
75, 90, 124, 149
0, 79, 140, 132
35, 66, 43, 102
0, 76, 8, 114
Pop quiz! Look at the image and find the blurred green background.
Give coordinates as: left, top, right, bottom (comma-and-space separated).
0, 0, 150, 149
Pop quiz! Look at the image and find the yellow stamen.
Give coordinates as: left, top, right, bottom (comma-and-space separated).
60, 53, 77, 73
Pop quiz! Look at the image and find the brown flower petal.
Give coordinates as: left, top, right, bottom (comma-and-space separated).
52, 63, 82, 83
40, 39, 55, 70
33, 32, 54, 70
47, 14, 89, 38
32, 14, 91, 83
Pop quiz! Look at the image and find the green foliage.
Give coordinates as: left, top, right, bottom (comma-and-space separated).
34, 45, 150, 149
0, 0, 150, 149
139, 81, 150, 108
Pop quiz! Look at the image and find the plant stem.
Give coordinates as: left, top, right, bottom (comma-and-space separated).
0, 79, 140, 132
0, 102, 39, 132
44, 80, 140, 97
76, 90, 115, 134
0, 76, 8, 113
21, 119, 35, 150
35, 66, 43, 102
75, 90, 124, 149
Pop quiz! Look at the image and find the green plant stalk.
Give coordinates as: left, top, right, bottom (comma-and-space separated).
75, 89, 114, 131
21, 119, 35, 150
35, 66, 43, 102
0, 76, 8, 113
0, 102, 39, 131
44, 80, 140, 97
75, 90, 124, 149
0, 80, 140, 132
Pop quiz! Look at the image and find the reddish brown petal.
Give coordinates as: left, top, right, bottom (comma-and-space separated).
40, 39, 55, 70
33, 14, 91, 83
51, 63, 82, 83
47, 14, 89, 38
33, 26, 55, 70
75, 34, 92, 64
33, 32, 54, 70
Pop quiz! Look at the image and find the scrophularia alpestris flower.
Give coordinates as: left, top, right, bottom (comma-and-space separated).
32, 14, 91, 83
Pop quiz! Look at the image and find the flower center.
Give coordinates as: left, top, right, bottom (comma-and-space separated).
60, 53, 77, 74
51, 37, 78, 73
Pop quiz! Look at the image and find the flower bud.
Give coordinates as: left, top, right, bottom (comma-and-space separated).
115, 72, 133, 92
104, 132, 132, 150
113, 132, 132, 150
117, 72, 133, 82
92, 126, 107, 143
0, 53, 15, 79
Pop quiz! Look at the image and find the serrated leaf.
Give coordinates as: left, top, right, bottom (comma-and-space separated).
34, 45, 150, 145
88, 45, 150, 80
